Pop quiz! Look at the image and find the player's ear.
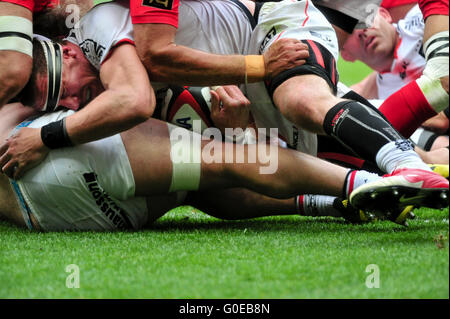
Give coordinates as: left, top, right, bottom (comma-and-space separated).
378, 7, 392, 24
62, 43, 78, 59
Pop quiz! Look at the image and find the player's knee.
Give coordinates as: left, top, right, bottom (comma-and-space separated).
122, 88, 155, 123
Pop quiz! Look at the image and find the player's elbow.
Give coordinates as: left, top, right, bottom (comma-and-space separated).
125, 88, 155, 123
136, 44, 172, 81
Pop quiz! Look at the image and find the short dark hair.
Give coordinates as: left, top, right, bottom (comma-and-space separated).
18, 39, 48, 108
33, 8, 70, 38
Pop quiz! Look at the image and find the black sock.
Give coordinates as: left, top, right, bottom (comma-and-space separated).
323, 101, 410, 163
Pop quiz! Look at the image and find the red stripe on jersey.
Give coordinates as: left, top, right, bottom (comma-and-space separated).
332, 62, 336, 85
393, 38, 403, 60
302, 0, 310, 26
274, 30, 286, 42
308, 40, 325, 69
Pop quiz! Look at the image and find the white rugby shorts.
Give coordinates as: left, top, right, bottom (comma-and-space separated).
245, 0, 339, 156
11, 110, 148, 231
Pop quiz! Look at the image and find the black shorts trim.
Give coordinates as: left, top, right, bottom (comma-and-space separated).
267, 40, 338, 97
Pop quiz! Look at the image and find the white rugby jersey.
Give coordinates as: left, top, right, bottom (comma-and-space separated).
66, 0, 252, 71
376, 5, 425, 99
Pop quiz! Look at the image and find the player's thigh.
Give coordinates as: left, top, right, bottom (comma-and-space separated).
120, 118, 174, 196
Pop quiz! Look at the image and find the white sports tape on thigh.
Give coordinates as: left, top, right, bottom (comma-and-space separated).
423, 31, 449, 79
0, 16, 33, 57
167, 123, 202, 192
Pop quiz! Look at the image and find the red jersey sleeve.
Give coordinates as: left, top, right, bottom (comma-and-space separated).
418, 0, 449, 19
0, 0, 35, 11
381, 0, 418, 9
0, 0, 58, 12
129, 0, 179, 28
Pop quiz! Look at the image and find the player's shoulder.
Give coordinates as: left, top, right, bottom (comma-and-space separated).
66, 0, 132, 69
85, 0, 130, 25
397, 5, 424, 37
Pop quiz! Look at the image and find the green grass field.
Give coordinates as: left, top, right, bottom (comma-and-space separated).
1, 208, 448, 299
0, 60, 448, 299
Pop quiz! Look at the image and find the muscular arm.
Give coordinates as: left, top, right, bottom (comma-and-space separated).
0, 2, 33, 108
134, 23, 309, 86
66, 43, 155, 144
0, 44, 155, 179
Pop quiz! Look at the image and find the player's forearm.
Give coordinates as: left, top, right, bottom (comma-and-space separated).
144, 44, 248, 86
65, 89, 154, 145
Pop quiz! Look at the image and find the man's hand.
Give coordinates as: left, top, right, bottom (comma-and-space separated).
0, 127, 49, 180
263, 38, 310, 80
210, 85, 251, 134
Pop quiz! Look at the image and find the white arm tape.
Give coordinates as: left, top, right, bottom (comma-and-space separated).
0, 16, 33, 57
423, 31, 449, 79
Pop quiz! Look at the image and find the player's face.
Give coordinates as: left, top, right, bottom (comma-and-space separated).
341, 8, 398, 72
58, 42, 104, 110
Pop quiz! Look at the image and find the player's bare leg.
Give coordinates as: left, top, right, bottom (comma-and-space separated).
121, 118, 349, 199
272, 75, 339, 134
273, 74, 446, 175
186, 188, 297, 220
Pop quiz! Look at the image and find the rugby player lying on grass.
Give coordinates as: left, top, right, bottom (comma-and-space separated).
0, 94, 448, 231
2, 0, 449, 225
1, 0, 447, 196
2, 100, 438, 231
1, 38, 447, 228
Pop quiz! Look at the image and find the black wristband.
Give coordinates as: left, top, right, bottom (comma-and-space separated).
40, 118, 73, 149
